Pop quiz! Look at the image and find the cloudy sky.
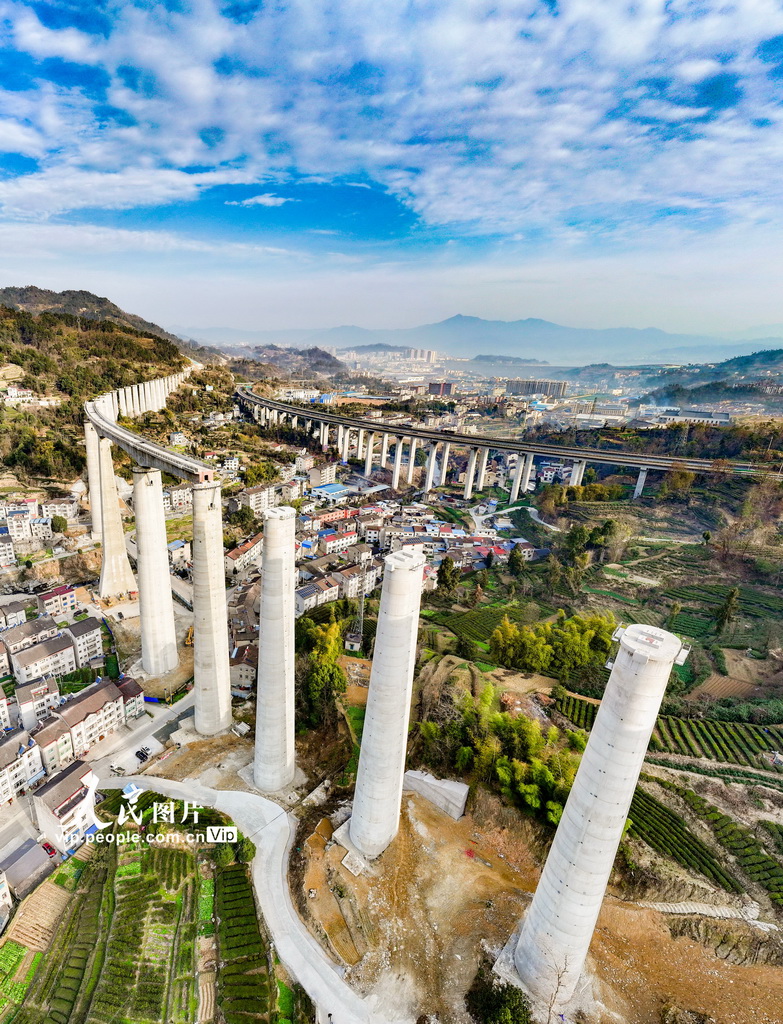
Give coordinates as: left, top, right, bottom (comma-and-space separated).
1, 0, 782, 334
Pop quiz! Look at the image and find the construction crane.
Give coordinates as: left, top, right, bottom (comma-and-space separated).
184, 625, 194, 647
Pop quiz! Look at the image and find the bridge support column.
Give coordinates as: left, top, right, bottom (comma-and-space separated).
84, 421, 103, 541
380, 433, 390, 468
406, 437, 418, 485
463, 447, 478, 501
476, 446, 489, 491
337, 424, 344, 453
97, 438, 137, 598
364, 432, 375, 476
513, 626, 685, 1011
192, 481, 232, 736
633, 466, 648, 500
254, 507, 297, 792
117, 390, 128, 418
357, 429, 365, 460
439, 442, 451, 486
349, 549, 425, 859
391, 438, 404, 490
133, 467, 178, 676
424, 443, 438, 493
320, 423, 329, 448
341, 427, 351, 462
571, 459, 587, 486
511, 452, 534, 503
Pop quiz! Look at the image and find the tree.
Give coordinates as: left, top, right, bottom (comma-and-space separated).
716, 587, 740, 633
485, 549, 495, 569
456, 635, 479, 660
214, 843, 234, 866
702, 530, 712, 546
235, 836, 256, 862
51, 514, 68, 534
226, 505, 257, 532
469, 584, 483, 608
508, 543, 526, 577
476, 568, 489, 588
437, 556, 460, 595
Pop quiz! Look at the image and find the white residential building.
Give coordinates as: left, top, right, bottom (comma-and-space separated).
2, 616, 59, 655
295, 453, 315, 474
37, 585, 78, 618
64, 617, 103, 667
224, 532, 263, 577
0, 729, 45, 804
0, 530, 14, 567
0, 695, 11, 729
15, 676, 61, 731
308, 464, 337, 488
57, 679, 125, 758
33, 761, 99, 855
167, 484, 193, 511
239, 485, 279, 515
11, 635, 77, 685
0, 602, 26, 629
40, 497, 79, 521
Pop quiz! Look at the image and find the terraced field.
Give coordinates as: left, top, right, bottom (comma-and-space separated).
557, 694, 783, 769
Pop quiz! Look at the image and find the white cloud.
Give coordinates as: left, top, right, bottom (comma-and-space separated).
225, 193, 298, 207
0, 0, 782, 246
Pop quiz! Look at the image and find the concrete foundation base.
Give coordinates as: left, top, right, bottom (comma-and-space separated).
237, 762, 308, 804
402, 770, 469, 819
494, 920, 601, 1024
331, 818, 373, 876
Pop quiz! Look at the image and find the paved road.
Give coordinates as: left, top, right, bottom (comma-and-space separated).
90, 692, 195, 778
109, 775, 410, 1024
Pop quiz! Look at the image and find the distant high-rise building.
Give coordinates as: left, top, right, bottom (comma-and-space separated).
506, 379, 567, 398
428, 381, 455, 396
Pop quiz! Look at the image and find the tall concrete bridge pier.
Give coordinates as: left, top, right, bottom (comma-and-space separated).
254, 506, 297, 792
512, 623, 687, 1012
84, 368, 233, 736
349, 548, 425, 859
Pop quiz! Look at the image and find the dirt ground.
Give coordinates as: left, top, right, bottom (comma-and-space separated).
145, 733, 254, 788
689, 649, 783, 702
297, 792, 783, 1024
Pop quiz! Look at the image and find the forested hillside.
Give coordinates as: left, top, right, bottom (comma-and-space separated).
0, 285, 180, 343
0, 305, 187, 481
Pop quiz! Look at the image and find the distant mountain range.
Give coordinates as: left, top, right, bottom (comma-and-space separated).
173, 314, 783, 365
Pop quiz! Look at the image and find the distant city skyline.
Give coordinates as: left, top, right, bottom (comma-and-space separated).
1, 2, 782, 336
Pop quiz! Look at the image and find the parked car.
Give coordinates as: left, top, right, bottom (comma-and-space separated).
42, 842, 57, 857
135, 750, 148, 762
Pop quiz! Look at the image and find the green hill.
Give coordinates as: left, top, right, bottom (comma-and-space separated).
0, 285, 180, 343
0, 303, 187, 481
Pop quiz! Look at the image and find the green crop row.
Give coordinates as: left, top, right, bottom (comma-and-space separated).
557, 693, 783, 768
648, 776, 783, 905
629, 787, 741, 892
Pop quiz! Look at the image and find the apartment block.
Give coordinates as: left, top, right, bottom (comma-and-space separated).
0, 729, 45, 803
33, 761, 99, 855
64, 617, 103, 667
15, 677, 60, 731
37, 585, 79, 618
11, 635, 76, 685
2, 616, 59, 655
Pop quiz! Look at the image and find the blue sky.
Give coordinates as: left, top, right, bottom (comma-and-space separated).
1, 0, 783, 334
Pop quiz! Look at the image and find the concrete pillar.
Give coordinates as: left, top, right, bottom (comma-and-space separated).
321, 423, 330, 449
391, 438, 404, 490
633, 466, 648, 500
110, 392, 119, 421
364, 432, 375, 476
476, 447, 489, 491
84, 420, 103, 541
291, 415, 298, 429
380, 433, 390, 468
341, 427, 351, 463
357, 429, 365, 460
117, 390, 128, 418
133, 467, 178, 675
423, 443, 438, 493
439, 442, 451, 486
463, 447, 478, 501
337, 424, 344, 453
254, 507, 297, 792
156, 378, 166, 409
129, 384, 140, 417
510, 452, 534, 503
571, 459, 587, 486
406, 437, 418, 485
192, 481, 232, 736
97, 438, 137, 598
513, 624, 686, 1011
349, 548, 426, 859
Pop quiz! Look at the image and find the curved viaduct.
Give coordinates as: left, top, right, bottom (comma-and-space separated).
84, 371, 231, 737
235, 385, 766, 501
